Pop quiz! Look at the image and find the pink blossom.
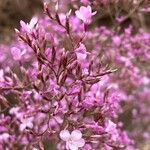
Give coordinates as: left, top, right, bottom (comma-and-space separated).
75, 6, 97, 23
105, 120, 117, 133
75, 43, 89, 61
81, 0, 90, 5
105, 120, 119, 141
0, 133, 9, 142
112, 36, 121, 47
20, 117, 34, 131
20, 17, 38, 33
59, 129, 85, 150
9, 107, 20, 115
0, 70, 4, 82
11, 47, 26, 60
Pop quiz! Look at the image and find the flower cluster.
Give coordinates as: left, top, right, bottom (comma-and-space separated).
0, 1, 149, 150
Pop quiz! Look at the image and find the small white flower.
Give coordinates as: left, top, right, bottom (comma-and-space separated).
59, 129, 85, 150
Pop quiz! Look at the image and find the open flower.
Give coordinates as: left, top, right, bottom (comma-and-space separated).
59, 129, 85, 150
20, 17, 38, 33
75, 6, 96, 24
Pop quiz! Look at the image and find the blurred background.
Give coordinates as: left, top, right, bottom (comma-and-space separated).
0, 0, 150, 43
0, 0, 43, 42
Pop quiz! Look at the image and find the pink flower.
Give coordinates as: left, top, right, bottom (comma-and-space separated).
81, 0, 90, 5
105, 120, 119, 141
9, 107, 20, 115
0, 69, 4, 82
20, 17, 38, 33
75, 43, 88, 61
59, 129, 85, 150
20, 117, 34, 131
0, 133, 9, 142
75, 6, 97, 24
112, 36, 121, 47
105, 120, 117, 132
11, 47, 26, 60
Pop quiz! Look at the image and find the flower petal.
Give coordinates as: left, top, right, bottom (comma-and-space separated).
68, 142, 78, 150
27, 122, 33, 129
29, 17, 38, 29
75, 11, 84, 21
87, 6, 92, 12
73, 138, 85, 147
71, 130, 82, 141
92, 11, 97, 16
59, 130, 70, 141
11, 47, 22, 60
20, 20, 28, 32
20, 123, 26, 131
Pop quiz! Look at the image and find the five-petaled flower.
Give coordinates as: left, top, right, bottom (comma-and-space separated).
75, 6, 97, 24
59, 129, 85, 150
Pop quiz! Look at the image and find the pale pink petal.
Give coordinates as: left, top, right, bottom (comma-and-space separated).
80, 8, 89, 19
59, 130, 70, 141
75, 11, 84, 21
71, 130, 82, 141
92, 11, 97, 16
20, 20, 28, 30
81, 0, 89, 5
11, 47, 22, 60
27, 122, 33, 129
87, 6, 92, 12
80, 6, 86, 12
75, 43, 87, 61
9, 107, 19, 115
66, 142, 70, 150
75, 6, 96, 24
29, 17, 38, 29
68, 142, 78, 150
0, 133, 9, 142
20, 124, 26, 131
73, 138, 85, 147
105, 120, 116, 132
0, 70, 4, 81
